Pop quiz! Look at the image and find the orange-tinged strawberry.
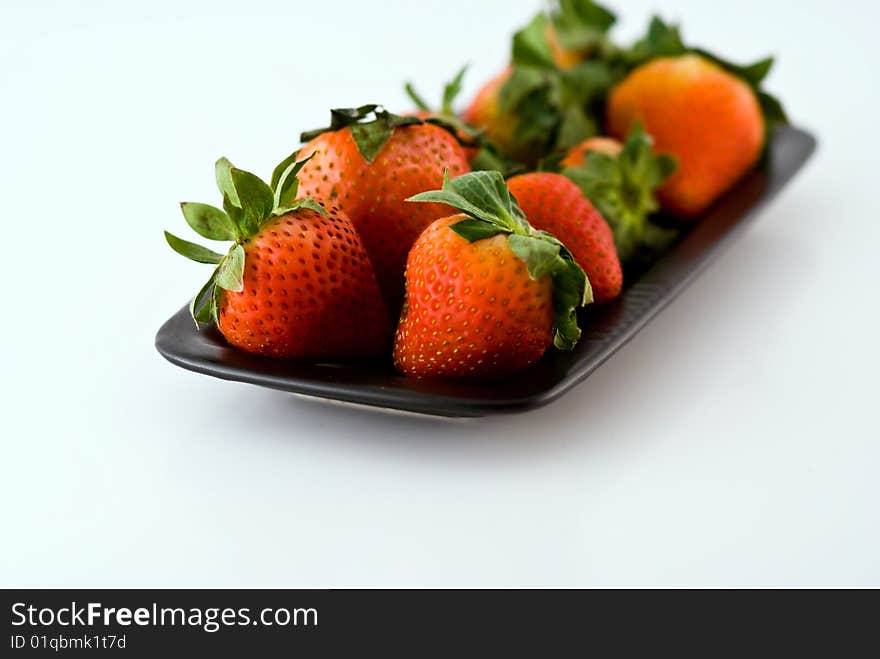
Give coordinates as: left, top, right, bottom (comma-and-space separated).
560, 136, 622, 167
394, 171, 592, 381
608, 54, 764, 218
165, 155, 390, 360
461, 67, 519, 159
293, 105, 471, 307
507, 172, 621, 302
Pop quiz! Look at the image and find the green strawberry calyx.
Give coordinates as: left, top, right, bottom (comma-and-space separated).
561, 123, 678, 262
299, 104, 478, 165
405, 65, 469, 116
164, 154, 326, 327
404, 66, 502, 164
625, 16, 788, 133
496, 3, 620, 165
407, 170, 593, 351
550, 0, 617, 55
402, 66, 532, 177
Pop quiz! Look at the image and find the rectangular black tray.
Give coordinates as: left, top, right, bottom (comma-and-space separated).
156, 125, 816, 417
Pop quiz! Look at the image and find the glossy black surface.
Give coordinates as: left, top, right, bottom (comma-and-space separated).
156, 126, 816, 417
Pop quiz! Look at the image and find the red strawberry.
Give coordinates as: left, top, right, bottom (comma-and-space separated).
291, 105, 471, 307
165, 155, 390, 360
394, 171, 592, 380
506, 172, 622, 302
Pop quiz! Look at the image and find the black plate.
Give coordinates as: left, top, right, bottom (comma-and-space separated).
156, 126, 816, 417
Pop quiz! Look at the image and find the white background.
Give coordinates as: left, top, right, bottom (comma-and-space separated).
1, 0, 878, 587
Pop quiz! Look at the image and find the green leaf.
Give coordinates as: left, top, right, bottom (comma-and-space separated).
449, 218, 505, 242
655, 154, 678, 181
230, 167, 274, 235
350, 120, 395, 163
555, 105, 597, 151
179, 202, 235, 241
693, 49, 775, 86
404, 82, 431, 111
299, 104, 378, 142
499, 66, 547, 113
221, 192, 244, 238
215, 157, 240, 207
403, 65, 468, 116
441, 65, 468, 114
214, 158, 275, 238
329, 104, 379, 131
409, 170, 525, 231
274, 197, 329, 218
508, 234, 563, 279
189, 270, 218, 326
561, 123, 677, 262
273, 152, 316, 210
512, 14, 555, 68
550, 255, 591, 350
215, 244, 245, 292
758, 91, 789, 127
211, 281, 223, 322
627, 15, 685, 64
270, 149, 300, 192
559, 60, 615, 106
507, 233, 590, 350
164, 231, 225, 264
552, 0, 617, 52
292, 198, 328, 216
537, 150, 566, 173
302, 106, 426, 164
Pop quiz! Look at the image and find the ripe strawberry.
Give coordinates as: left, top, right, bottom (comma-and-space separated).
607, 18, 787, 218
165, 155, 390, 360
393, 171, 592, 380
559, 124, 677, 262
506, 172, 622, 302
291, 105, 470, 307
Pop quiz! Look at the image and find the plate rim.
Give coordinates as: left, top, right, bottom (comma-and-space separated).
155, 125, 818, 417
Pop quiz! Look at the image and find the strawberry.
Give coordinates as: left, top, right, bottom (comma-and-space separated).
608, 17, 787, 218
164, 155, 390, 360
560, 135, 622, 164
559, 124, 678, 262
506, 172, 622, 302
393, 170, 592, 380
291, 105, 471, 308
